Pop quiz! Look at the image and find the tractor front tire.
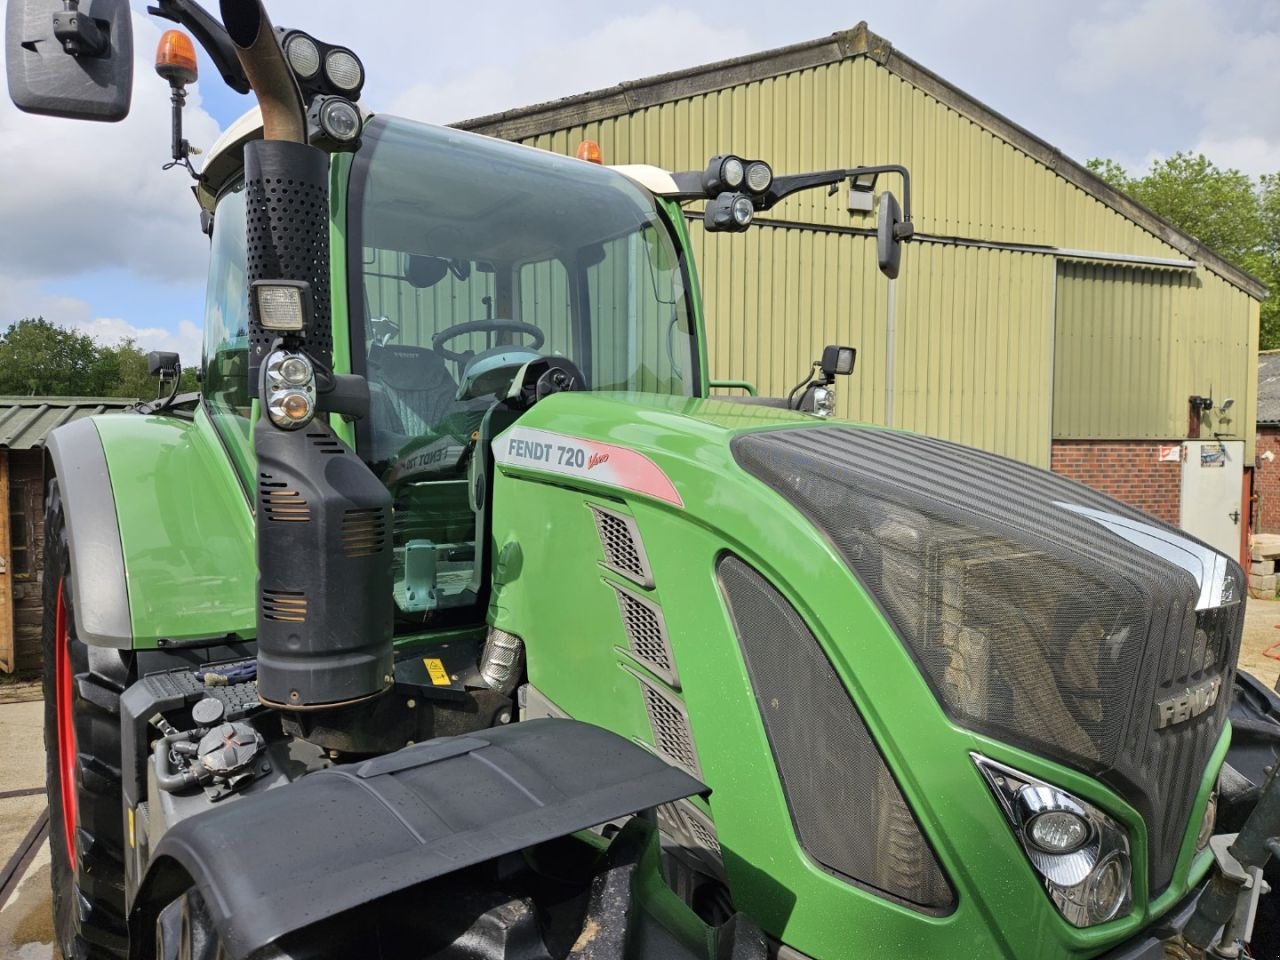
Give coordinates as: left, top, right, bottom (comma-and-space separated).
43, 479, 132, 959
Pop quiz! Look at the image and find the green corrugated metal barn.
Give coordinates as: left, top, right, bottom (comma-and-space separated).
456, 22, 1266, 559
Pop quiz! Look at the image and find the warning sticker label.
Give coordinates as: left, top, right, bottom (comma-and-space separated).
494, 426, 683, 507
422, 658, 451, 686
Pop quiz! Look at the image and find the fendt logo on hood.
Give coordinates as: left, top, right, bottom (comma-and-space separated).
1154, 676, 1222, 730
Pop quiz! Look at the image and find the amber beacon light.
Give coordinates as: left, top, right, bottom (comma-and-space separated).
155, 30, 198, 86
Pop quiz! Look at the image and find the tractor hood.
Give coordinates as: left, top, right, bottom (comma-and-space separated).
490, 391, 1243, 897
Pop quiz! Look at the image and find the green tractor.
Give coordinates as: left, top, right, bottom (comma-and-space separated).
10, 1, 1280, 957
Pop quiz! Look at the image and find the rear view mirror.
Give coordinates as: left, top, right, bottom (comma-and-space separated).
6, 0, 133, 121
877, 191, 903, 280
404, 254, 450, 289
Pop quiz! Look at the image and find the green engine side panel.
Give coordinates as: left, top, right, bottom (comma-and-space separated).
487, 392, 1219, 960
93, 407, 256, 647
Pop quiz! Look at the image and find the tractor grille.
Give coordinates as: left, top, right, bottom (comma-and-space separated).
718, 554, 953, 910
591, 505, 653, 588
632, 669, 700, 777
611, 583, 678, 686
733, 426, 1242, 893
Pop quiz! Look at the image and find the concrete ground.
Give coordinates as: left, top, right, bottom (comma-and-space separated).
1239, 596, 1280, 691
0, 684, 57, 960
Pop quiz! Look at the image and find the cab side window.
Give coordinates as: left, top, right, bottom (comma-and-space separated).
203, 184, 251, 444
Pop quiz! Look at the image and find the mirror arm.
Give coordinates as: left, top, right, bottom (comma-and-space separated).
147, 0, 251, 94
760, 164, 913, 229
52, 2, 109, 58
761, 171, 850, 209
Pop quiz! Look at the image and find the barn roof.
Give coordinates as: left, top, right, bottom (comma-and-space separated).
0, 397, 135, 450
456, 22, 1266, 301
1259, 353, 1280, 427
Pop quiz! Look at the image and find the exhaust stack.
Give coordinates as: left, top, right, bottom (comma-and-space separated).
222, 0, 394, 715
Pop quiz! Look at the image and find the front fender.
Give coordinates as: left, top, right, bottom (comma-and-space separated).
48, 408, 256, 649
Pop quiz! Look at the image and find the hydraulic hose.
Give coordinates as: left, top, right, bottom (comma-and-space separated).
217, 0, 305, 142
153, 732, 207, 793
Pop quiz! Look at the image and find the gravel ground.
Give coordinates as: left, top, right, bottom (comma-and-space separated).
1240, 596, 1280, 690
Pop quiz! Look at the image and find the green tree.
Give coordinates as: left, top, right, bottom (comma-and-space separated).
0, 319, 199, 399
1087, 153, 1279, 347
0, 318, 103, 395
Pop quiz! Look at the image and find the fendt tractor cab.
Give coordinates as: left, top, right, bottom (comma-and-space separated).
10, 1, 1280, 958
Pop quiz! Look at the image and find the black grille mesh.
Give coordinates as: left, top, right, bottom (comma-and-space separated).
718, 554, 954, 909
591, 505, 652, 587
613, 584, 677, 684
732, 426, 1243, 892
635, 674, 700, 776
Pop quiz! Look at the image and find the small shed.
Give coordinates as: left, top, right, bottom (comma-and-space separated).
0, 397, 135, 673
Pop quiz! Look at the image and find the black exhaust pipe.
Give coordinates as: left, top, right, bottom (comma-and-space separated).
221, 0, 394, 717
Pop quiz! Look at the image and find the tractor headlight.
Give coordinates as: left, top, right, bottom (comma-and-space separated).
252, 280, 311, 332
324, 48, 363, 93
975, 754, 1132, 928
720, 156, 745, 190
284, 32, 321, 79
318, 97, 361, 142
264, 350, 316, 430
702, 154, 745, 195
745, 160, 773, 194
704, 192, 754, 233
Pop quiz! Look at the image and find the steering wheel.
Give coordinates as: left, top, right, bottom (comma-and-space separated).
431, 320, 545, 363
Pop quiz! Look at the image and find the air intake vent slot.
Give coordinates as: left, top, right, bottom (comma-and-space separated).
262, 589, 307, 623
610, 582, 678, 687
341, 507, 388, 558
590, 504, 653, 588
657, 798, 725, 883
717, 554, 954, 911
260, 473, 311, 522
308, 431, 346, 455
629, 668, 700, 778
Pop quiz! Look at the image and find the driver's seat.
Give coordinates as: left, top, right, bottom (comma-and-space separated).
367, 343, 461, 436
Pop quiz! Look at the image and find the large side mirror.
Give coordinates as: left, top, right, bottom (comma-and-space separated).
877, 191, 904, 280
6, 0, 133, 121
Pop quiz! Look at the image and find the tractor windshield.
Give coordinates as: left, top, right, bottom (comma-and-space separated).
347, 116, 697, 629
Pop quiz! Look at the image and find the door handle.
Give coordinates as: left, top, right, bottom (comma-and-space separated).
1230, 510, 1241, 525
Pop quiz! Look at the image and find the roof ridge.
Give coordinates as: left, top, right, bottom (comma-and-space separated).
455, 22, 1266, 301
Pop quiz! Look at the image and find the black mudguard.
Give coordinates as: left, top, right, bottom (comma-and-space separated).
130, 719, 709, 960
1226, 670, 1280, 809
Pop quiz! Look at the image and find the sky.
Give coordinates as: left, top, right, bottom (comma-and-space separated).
1, 0, 1276, 367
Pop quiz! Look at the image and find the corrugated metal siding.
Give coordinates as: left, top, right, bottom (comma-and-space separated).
1055, 263, 1259, 458
0, 397, 134, 449
521, 59, 1190, 260
509, 52, 1256, 467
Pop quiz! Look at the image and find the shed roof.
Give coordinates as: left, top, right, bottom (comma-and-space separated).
0, 397, 135, 450
456, 22, 1267, 301
1259, 353, 1280, 426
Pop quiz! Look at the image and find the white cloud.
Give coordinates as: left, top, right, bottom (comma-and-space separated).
71, 317, 202, 368
386, 7, 754, 125
1191, 136, 1280, 179
0, 11, 221, 297
1063, 0, 1280, 175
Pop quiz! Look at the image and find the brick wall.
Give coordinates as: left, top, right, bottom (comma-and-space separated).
1256, 427, 1280, 534
1050, 440, 1182, 525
